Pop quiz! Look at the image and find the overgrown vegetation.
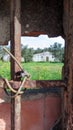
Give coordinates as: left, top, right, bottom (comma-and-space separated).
49, 42, 64, 62
0, 42, 64, 80
0, 61, 63, 80
0, 42, 64, 63
21, 42, 64, 62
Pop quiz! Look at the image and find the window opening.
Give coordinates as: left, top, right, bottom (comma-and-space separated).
0, 35, 65, 80
21, 35, 65, 80
0, 45, 10, 80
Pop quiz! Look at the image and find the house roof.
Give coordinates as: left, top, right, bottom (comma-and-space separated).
33, 51, 52, 56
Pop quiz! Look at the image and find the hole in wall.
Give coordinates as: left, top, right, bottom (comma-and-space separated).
0, 45, 10, 80
0, 35, 65, 80
21, 35, 65, 80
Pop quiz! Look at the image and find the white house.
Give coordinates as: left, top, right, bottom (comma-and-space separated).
2, 54, 10, 62
2, 54, 24, 62
32, 51, 55, 62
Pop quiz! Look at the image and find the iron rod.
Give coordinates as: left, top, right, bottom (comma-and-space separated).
10, 0, 21, 130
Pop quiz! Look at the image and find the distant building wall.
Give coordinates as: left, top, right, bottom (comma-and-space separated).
2, 55, 24, 62
2, 54, 10, 62
32, 52, 55, 62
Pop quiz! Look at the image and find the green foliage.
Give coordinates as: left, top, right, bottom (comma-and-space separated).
0, 61, 63, 80
21, 42, 64, 63
22, 62, 63, 80
21, 45, 34, 62
49, 42, 64, 62
0, 60, 10, 79
33, 48, 43, 54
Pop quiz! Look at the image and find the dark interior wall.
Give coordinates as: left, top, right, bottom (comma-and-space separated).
0, 0, 64, 45
0, 0, 10, 44
0, 0, 10, 16
21, 0, 64, 37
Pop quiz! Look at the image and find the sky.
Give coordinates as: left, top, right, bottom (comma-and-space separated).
8, 35, 65, 49
21, 35, 65, 50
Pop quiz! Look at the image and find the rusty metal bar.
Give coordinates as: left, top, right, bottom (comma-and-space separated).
10, 0, 21, 130
63, 0, 73, 129
22, 80, 66, 89
0, 79, 66, 89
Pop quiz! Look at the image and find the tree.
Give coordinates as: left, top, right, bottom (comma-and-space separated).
49, 42, 64, 62
21, 45, 34, 62
34, 48, 43, 54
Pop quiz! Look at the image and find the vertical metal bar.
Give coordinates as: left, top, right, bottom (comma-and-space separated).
10, 0, 21, 130
64, 0, 73, 129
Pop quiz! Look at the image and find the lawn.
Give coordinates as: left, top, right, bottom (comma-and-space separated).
0, 61, 63, 80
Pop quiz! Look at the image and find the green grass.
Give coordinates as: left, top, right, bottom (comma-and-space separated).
0, 61, 63, 80
0, 61, 10, 79
22, 62, 63, 80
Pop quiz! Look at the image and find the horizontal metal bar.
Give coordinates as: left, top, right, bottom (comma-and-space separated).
23, 80, 66, 89
0, 78, 66, 89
